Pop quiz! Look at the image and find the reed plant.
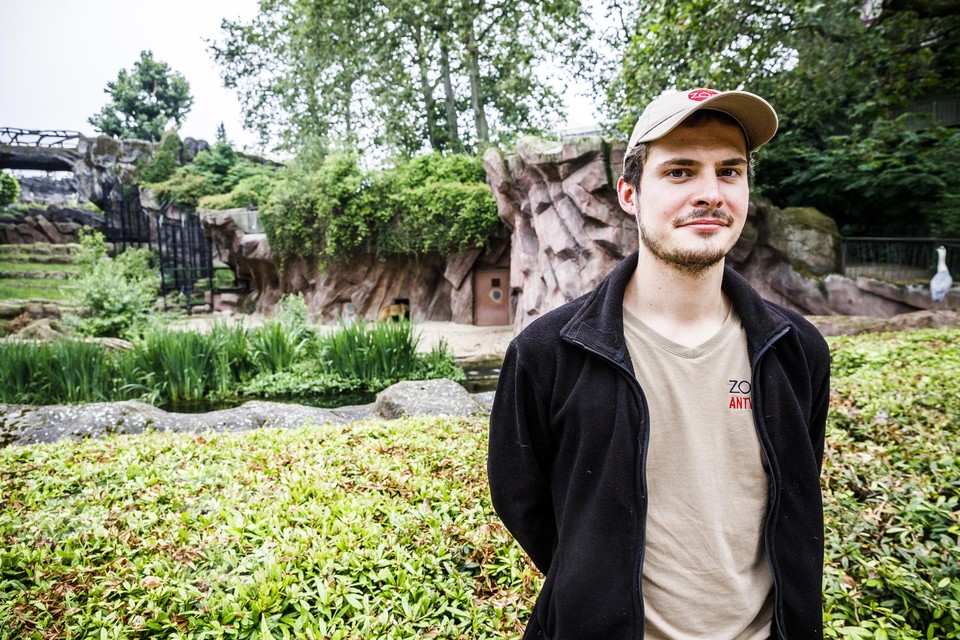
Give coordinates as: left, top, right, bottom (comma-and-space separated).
131, 329, 219, 404
248, 321, 304, 373
0, 340, 118, 404
319, 320, 420, 383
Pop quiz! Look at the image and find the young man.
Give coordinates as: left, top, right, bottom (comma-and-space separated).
488, 89, 830, 639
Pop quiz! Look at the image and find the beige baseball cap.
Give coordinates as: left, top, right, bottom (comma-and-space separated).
624, 88, 778, 170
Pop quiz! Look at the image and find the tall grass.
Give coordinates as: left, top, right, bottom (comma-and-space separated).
0, 319, 463, 407
0, 340, 118, 404
319, 320, 420, 382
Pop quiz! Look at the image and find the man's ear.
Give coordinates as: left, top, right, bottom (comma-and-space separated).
616, 176, 638, 218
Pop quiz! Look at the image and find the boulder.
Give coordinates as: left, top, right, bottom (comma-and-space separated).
0, 400, 374, 448
374, 379, 487, 419
764, 206, 841, 276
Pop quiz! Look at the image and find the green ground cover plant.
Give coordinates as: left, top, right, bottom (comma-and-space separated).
822, 327, 959, 638
0, 327, 955, 638
0, 417, 533, 639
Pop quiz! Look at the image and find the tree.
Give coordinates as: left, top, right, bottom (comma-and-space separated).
210, 0, 591, 156
89, 50, 194, 142
0, 171, 19, 207
603, 0, 958, 133
600, 0, 960, 235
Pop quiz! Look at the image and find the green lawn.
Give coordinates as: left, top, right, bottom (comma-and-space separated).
0, 277, 77, 302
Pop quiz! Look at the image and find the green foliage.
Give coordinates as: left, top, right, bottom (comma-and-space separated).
138, 130, 183, 184
146, 140, 279, 212
0, 328, 956, 637
0, 171, 19, 207
604, 0, 960, 235
260, 152, 503, 264
0, 417, 532, 637
760, 119, 960, 236
823, 327, 960, 637
0, 310, 464, 407
211, 0, 591, 154
0, 340, 136, 404
70, 230, 159, 339
88, 50, 194, 142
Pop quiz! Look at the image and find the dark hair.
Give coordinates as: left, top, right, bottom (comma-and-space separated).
622, 109, 756, 191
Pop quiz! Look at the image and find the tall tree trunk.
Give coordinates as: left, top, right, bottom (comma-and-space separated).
459, 2, 490, 146
439, 37, 461, 151
418, 53, 442, 151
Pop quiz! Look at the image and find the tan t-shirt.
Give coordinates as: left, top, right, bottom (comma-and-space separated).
622, 305, 773, 639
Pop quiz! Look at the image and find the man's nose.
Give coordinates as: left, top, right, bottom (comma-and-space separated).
693, 175, 723, 209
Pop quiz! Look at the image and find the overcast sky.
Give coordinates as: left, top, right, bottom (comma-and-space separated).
0, 1, 600, 155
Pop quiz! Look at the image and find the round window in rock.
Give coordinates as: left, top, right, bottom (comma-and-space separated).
490, 289, 503, 302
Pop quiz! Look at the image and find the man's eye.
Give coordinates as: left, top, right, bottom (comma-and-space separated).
666, 169, 688, 178
719, 168, 741, 177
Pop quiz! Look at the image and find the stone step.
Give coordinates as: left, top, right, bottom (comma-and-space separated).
0, 242, 81, 256
0, 270, 77, 280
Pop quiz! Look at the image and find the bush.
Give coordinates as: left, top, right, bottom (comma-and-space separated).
259, 152, 504, 265
822, 327, 960, 637
0, 171, 19, 207
759, 118, 960, 237
70, 230, 159, 339
138, 130, 183, 184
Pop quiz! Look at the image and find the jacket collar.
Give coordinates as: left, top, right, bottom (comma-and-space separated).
559, 252, 793, 365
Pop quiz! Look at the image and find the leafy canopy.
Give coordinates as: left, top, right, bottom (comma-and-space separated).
602, 0, 960, 235
210, 0, 592, 155
89, 50, 194, 142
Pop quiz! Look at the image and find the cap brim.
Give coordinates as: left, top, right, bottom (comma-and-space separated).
638, 91, 778, 152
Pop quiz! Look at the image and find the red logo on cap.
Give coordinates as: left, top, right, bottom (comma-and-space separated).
688, 89, 718, 101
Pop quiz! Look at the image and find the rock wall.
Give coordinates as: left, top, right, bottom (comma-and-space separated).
483, 135, 955, 332
0, 206, 103, 244
201, 214, 509, 323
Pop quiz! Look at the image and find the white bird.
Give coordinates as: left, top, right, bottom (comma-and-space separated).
930, 245, 953, 302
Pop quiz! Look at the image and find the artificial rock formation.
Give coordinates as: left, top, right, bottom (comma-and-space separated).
483, 136, 636, 332
483, 135, 953, 331
201, 213, 509, 323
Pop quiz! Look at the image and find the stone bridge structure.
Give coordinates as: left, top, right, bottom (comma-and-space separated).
0, 128, 155, 208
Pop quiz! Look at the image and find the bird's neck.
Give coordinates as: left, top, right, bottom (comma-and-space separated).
938, 252, 949, 272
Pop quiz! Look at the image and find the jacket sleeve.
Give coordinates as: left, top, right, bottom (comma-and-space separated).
809, 338, 831, 473
488, 342, 557, 574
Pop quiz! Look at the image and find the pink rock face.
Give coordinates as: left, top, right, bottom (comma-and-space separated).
484, 137, 637, 333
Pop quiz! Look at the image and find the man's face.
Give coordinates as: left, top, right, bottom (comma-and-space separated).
617, 119, 750, 275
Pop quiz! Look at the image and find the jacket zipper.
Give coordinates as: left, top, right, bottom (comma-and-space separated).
751, 326, 791, 640
566, 338, 650, 638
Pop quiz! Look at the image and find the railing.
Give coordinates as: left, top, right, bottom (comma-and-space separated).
841, 237, 960, 283
0, 127, 83, 148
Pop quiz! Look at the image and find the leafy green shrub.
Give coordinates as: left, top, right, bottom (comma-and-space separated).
147, 170, 222, 210
0, 171, 19, 207
760, 118, 960, 237
138, 130, 182, 183
260, 152, 504, 265
70, 230, 159, 339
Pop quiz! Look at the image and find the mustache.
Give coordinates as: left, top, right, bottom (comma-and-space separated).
675, 208, 734, 226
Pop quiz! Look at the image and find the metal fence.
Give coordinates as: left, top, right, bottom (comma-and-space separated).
156, 211, 214, 312
841, 237, 960, 283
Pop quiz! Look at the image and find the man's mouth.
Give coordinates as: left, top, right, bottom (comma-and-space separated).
675, 209, 733, 229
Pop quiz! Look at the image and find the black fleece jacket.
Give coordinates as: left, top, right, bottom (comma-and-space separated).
488, 253, 831, 639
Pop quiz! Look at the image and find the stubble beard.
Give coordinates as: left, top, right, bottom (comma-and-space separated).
638, 208, 734, 276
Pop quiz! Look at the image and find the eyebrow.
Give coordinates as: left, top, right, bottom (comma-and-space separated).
655, 157, 748, 170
